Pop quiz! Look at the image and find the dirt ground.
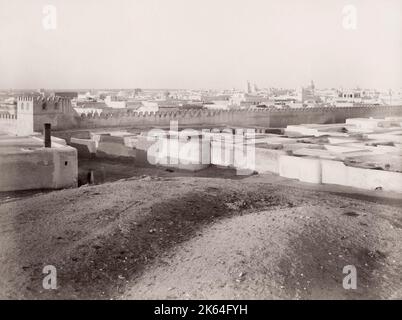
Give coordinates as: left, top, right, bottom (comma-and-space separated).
0, 167, 401, 299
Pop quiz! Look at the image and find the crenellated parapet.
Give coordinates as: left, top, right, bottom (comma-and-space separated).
75, 104, 402, 129
0, 112, 18, 135
11, 95, 79, 133
6, 96, 402, 133
0, 113, 17, 120
18, 95, 74, 115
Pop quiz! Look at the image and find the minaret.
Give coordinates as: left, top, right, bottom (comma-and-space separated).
246, 81, 252, 94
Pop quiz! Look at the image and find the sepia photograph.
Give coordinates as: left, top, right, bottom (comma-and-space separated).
0, 0, 401, 311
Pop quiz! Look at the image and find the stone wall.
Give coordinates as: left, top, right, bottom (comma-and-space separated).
75, 105, 402, 130
0, 114, 18, 135
275, 156, 402, 193
0, 145, 78, 192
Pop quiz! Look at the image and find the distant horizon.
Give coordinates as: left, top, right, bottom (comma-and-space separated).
1, 85, 402, 92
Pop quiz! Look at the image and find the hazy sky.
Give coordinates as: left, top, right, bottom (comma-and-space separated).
0, 0, 401, 90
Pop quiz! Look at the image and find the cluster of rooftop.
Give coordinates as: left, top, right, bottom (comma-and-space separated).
3, 82, 399, 119
0, 131, 78, 192
70, 116, 402, 193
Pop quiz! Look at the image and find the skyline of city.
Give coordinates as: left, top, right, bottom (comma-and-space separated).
1, 84, 402, 91
1, 80, 402, 91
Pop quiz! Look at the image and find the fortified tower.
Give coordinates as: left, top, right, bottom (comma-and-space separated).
16, 97, 34, 136
16, 95, 77, 135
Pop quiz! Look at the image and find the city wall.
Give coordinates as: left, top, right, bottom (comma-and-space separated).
75, 105, 402, 130
0, 113, 18, 135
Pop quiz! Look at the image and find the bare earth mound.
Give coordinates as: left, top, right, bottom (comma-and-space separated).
0, 174, 401, 299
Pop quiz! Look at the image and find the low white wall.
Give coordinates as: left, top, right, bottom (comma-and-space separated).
97, 141, 136, 158
299, 157, 322, 183
53, 147, 79, 189
70, 137, 97, 153
285, 125, 323, 137
254, 148, 287, 174
211, 140, 234, 167
0, 146, 77, 192
0, 118, 18, 135
147, 136, 210, 171
321, 160, 348, 186
279, 155, 402, 192
345, 118, 395, 129
278, 155, 322, 183
322, 159, 402, 192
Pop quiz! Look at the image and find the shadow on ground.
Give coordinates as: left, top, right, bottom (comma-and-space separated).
13, 180, 287, 299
